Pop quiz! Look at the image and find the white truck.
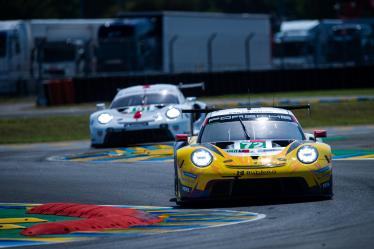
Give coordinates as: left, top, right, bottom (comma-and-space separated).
0, 19, 108, 94
97, 11, 272, 74
0, 21, 31, 94
273, 19, 374, 69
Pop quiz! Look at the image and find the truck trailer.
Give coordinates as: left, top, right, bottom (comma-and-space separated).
0, 19, 108, 94
97, 11, 272, 74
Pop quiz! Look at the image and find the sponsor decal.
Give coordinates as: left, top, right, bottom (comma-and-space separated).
236, 170, 276, 176
181, 185, 191, 193
226, 149, 250, 153
240, 141, 266, 149
209, 114, 294, 123
125, 105, 156, 114
322, 181, 331, 189
183, 171, 197, 179
225, 148, 282, 154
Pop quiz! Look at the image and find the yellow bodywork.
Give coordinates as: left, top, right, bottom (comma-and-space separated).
176, 140, 332, 198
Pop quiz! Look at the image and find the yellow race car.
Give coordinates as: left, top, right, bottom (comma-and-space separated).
174, 107, 333, 205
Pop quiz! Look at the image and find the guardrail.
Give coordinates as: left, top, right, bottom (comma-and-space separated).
41, 65, 374, 105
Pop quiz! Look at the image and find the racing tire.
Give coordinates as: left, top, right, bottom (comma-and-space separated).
321, 176, 333, 200
174, 177, 183, 205
174, 176, 192, 206
91, 143, 107, 149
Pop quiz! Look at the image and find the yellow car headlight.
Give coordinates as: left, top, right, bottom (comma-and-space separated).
297, 145, 318, 164
191, 149, 213, 167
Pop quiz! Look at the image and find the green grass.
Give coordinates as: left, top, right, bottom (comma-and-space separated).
0, 96, 36, 104
0, 101, 373, 144
200, 88, 374, 100
293, 101, 374, 128
0, 115, 89, 144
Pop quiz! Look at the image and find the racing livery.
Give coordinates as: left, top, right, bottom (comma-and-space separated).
174, 107, 333, 204
90, 83, 206, 147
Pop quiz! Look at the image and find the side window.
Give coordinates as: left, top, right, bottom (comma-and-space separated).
15, 39, 20, 54
13, 32, 20, 55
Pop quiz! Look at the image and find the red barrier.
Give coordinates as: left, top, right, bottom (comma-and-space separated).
44, 79, 76, 105
21, 203, 163, 236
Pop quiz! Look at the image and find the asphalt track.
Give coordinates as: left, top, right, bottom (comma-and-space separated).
0, 127, 374, 249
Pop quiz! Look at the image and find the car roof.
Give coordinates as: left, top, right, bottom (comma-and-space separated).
115, 84, 181, 98
208, 107, 293, 118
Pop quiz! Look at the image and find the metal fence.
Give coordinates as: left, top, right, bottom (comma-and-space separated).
40, 65, 374, 105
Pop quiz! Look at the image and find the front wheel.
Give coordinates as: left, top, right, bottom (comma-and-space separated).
175, 176, 191, 206
174, 176, 182, 204
321, 176, 333, 199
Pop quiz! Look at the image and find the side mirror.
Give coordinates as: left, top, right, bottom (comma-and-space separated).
175, 134, 188, 142
96, 103, 106, 111
186, 97, 196, 102
314, 130, 327, 138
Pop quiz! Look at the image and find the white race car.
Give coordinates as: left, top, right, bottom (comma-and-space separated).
90, 83, 207, 147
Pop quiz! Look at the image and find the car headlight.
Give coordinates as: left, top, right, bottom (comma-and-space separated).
297, 145, 318, 164
166, 107, 181, 119
97, 113, 113, 124
191, 149, 213, 167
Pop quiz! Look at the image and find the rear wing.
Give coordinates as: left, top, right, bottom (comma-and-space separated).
276, 104, 311, 116
182, 108, 217, 114
178, 82, 205, 91
182, 104, 311, 114
275, 104, 310, 111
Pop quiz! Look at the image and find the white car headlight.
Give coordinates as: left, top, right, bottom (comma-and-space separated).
166, 108, 181, 119
297, 145, 318, 164
191, 149, 213, 167
97, 113, 113, 124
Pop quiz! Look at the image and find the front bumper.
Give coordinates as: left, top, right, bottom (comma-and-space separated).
104, 126, 174, 146
91, 118, 190, 146
178, 176, 332, 201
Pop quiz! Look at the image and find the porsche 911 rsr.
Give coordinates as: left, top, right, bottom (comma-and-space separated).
174, 107, 333, 205
90, 83, 206, 147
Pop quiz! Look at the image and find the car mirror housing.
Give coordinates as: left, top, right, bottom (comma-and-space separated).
96, 103, 106, 111
186, 97, 196, 102
176, 134, 188, 142
314, 130, 327, 138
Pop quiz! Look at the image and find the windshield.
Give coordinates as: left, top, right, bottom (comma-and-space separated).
43, 42, 76, 62
274, 41, 313, 57
111, 93, 179, 108
99, 25, 135, 39
199, 114, 305, 143
0, 32, 6, 58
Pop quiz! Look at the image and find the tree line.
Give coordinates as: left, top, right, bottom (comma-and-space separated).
0, 0, 373, 21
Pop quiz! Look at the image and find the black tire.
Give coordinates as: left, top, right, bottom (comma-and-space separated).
322, 176, 333, 199
174, 177, 183, 205
91, 143, 106, 148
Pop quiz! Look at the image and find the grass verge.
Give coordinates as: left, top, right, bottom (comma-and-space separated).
0, 115, 89, 144
292, 101, 374, 127
0, 101, 373, 144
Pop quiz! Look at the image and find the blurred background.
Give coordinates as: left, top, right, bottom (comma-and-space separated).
0, 0, 373, 143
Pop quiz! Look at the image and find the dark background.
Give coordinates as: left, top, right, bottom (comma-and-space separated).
1, 0, 374, 23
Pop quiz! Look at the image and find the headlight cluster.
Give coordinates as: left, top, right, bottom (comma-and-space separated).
191, 149, 213, 167
297, 145, 318, 164
166, 107, 181, 119
97, 113, 113, 124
